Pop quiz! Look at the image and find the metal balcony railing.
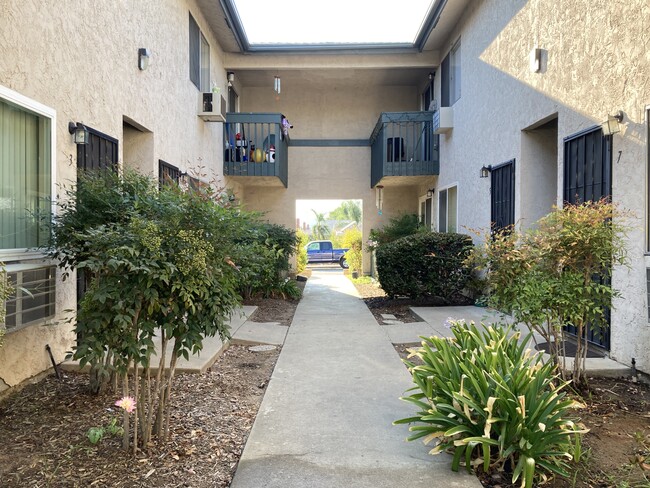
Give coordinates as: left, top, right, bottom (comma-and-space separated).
223, 112, 289, 188
369, 112, 439, 187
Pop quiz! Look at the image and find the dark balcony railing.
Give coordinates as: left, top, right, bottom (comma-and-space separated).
223, 112, 288, 188
369, 112, 439, 187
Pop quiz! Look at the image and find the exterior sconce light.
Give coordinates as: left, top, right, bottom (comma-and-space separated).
138, 48, 150, 70
426, 188, 435, 197
227, 72, 235, 87
601, 111, 624, 136
375, 185, 384, 215
480, 165, 492, 178
68, 121, 89, 145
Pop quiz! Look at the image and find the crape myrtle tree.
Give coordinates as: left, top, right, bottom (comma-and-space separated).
49, 170, 255, 451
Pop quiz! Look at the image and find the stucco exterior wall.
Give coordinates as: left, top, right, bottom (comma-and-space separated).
236, 83, 425, 273
0, 0, 231, 390
433, 0, 649, 370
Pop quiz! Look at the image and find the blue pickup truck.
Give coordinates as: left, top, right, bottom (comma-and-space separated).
306, 240, 349, 268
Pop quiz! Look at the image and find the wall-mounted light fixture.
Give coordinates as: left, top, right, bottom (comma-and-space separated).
601, 111, 624, 136
227, 71, 235, 87
138, 48, 150, 71
274, 76, 281, 94
68, 121, 89, 145
480, 165, 492, 178
375, 185, 384, 215
426, 188, 435, 197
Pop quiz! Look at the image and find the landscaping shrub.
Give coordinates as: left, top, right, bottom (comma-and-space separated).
368, 213, 422, 250
472, 199, 629, 384
375, 232, 473, 300
295, 229, 309, 273
259, 223, 298, 273
341, 227, 362, 273
396, 320, 585, 488
50, 170, 251, 451
234, 222, 299, 299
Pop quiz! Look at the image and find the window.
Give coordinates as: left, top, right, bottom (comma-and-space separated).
189, 13, 210, 91
438, 185, 458, 233
441, 39, 461, 107
159, 160, 180, 188
0, 87, 54, 252
5, 265, 56, 330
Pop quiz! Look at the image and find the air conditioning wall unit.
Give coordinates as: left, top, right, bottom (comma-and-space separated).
198, 92, 226, 122
433, 107, 454, 134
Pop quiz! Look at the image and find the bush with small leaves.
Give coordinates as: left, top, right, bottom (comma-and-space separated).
375, 232, 473, 300
341, 228, 363, 273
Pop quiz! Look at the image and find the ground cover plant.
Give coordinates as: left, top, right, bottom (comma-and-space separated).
396, 320, 585, 488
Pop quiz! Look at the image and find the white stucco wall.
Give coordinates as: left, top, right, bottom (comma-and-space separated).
0, 0, 231, 391
433, 0, 650, 371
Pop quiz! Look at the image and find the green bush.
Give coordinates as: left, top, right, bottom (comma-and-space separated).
295, 229, 309, 273
375, 232, 473, 300
341, 228, 362, 273
396, 321, 585, 488
368, 213, 422, 250
259, 223, 298, 272
49, 169, 250, 448
234, 222, 299, 298
472, 200, 629, 384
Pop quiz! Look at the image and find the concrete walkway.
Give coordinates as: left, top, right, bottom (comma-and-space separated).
230, 269, 479, 488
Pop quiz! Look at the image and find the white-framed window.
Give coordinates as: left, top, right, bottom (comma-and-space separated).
438, 185, 458, 233
419, 194, 433, 230
0, 85, 56, 258
189, 12, 210, 91
1, 85, 57, 329
450, 39, 461, 105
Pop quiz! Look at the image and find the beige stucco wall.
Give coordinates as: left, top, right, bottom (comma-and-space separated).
433, 0, 650, 370
0, 0, 231, 390
235, 84, 425, 273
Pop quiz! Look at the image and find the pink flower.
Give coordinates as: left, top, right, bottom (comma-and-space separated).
115, 396, 136, 413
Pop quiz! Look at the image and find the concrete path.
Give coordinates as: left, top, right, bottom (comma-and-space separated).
230, 269, 479, 488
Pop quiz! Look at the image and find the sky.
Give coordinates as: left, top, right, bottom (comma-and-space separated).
232, 0, 433, 45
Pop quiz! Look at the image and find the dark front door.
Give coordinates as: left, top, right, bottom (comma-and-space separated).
563, 126, 612, 349
77, 127, 119, 171
76, 126, 119, 306
491, 159, 515, 232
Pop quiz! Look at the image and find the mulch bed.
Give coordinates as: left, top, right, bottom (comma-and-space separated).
242, 277, 306, 325
0, 345, 279, 487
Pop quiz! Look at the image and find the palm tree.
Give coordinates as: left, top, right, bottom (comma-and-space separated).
311, 210, 330, 240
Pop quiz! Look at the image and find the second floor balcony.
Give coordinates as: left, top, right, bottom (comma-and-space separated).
223, 112, 289, 188
370, 112, 439, 188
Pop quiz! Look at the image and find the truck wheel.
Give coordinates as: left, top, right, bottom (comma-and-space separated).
339, 257, 349, 269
